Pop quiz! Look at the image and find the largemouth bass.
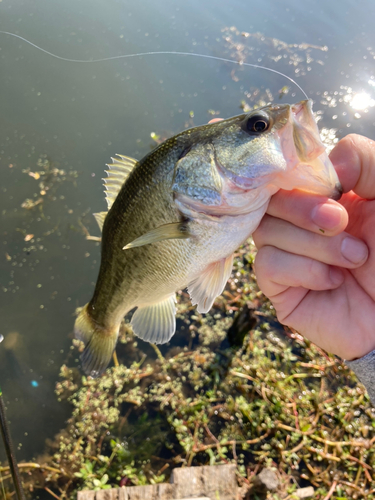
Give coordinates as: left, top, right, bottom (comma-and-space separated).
75, 100, 341, 377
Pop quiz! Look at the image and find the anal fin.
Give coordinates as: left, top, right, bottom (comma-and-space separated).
131, 294, 177, 344
188, 254, 234, 314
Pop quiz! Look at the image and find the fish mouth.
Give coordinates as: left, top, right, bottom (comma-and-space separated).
276, 99, 343, 200
290, 99, 326, 162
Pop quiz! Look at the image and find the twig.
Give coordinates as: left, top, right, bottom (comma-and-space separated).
354, 465, 362, 486
232, 441, 237, 461
86, 235, 102, 241
204, 424, 220, 446
364, 467, 372, 483
193, 431, 270, 452
112, 350, 119, 367
282, 438, 305, 455
299, 362, 336, 370
156, 463, 169, 476
344, 454, 372, 470
0, 469, 7, 499
310, 434, 370, 448
151, 344, 165, 363
0, 464, 61, 474
291, 401, 300, 431
44, 487, 61, 500
229, 370, 256, 382
340, 480, 365, 494
77, 218, 101, 242
276, 423, 315, 436
307, 446, 341, 462
0, 474, 12, 484
322, 480, 337, 500
284, 372, 322, 383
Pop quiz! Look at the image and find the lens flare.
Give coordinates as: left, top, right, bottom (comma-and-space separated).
349, 92, 375, 110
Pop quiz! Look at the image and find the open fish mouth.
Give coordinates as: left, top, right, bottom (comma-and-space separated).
276, 99, 343, 199
290, 100, 326, 162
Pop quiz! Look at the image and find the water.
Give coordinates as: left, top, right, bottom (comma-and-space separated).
0, 0, 374, 463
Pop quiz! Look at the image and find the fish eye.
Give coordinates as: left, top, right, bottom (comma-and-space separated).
245, 112, 271, 134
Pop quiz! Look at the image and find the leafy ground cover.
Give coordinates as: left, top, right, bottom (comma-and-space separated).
1, 242, 374, 500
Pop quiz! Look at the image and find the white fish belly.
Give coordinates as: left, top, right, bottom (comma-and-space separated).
132, 200, 270, 307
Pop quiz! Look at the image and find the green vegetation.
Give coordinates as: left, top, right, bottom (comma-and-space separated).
1, 242, 374, 500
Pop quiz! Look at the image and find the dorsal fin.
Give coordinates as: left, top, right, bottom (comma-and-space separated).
104, 154, 138, 210
93, 211, 107, 231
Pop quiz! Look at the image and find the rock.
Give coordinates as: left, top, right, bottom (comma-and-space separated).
77, 465, 238, 500
295, 486, 315, 498
171, 464, 237, 500
252, 468, 279, 493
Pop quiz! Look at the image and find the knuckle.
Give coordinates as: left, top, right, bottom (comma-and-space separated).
252, 215, 272, 248
254, 246, 278, 279
339, 133, 358, 148
306, 258, 321, 280
275, 310, 288, 325
305, 258, 329, 287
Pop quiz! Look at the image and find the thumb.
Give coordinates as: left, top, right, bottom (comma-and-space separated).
329, 134, 375, 200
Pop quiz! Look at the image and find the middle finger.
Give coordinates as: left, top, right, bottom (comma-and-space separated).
253, 215, 368, 268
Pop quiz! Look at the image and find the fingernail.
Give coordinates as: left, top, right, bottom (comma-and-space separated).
311, 203, 345, 230
330, 267, 344, 285
341, 237, 368, 264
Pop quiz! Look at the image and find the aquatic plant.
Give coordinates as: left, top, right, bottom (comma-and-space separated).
1, 241, 374, 500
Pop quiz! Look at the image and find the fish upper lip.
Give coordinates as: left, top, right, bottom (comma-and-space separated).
291, 99, 310, 116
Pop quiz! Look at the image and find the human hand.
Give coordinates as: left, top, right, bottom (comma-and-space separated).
253, 134, 375, 360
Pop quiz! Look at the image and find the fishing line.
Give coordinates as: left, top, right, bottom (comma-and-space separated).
0, 30, 309, 99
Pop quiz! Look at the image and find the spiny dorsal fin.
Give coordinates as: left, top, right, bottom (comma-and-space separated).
93, 211, 107, 232
104, 154, 138, 210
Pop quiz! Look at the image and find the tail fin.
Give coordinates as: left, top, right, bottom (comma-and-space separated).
74, 304, 119, 378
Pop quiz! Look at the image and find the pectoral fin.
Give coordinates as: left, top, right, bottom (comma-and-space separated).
188, 254, 234, 313
131, 294, 177, 344
123, 222, 191, 250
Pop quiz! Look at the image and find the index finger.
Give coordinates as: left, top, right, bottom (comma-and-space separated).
265, 190, 348, 236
